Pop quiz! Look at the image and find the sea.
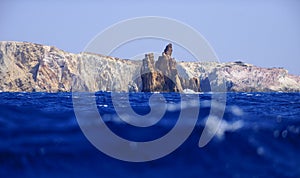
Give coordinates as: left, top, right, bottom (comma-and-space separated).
0, 92, 299, 178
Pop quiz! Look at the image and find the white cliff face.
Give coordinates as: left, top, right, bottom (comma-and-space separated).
0, 41, 299, 92
0, 41, 142, 92
179, 61, 300, 92
72, 53, 141, 92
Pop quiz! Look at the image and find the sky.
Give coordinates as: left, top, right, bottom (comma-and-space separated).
1, 0, 299, 75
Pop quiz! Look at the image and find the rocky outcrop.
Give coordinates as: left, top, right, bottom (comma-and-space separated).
140, 53, 183, 92
140, 44, 201, 92
179, 61, 300, 92
0, 41, 299, 92
0, 41, 141, 92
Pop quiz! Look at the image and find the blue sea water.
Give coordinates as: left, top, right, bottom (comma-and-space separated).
0, 92, 299, 178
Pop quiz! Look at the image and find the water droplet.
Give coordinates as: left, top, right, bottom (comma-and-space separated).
282, 130, 288, 138
257, 147, 264, 156
40, 147, 45, 155
276, 116, 282, 123
273, 130, 280, 138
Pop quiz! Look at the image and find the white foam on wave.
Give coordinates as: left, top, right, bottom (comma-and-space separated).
97, 104, 108, 107
230, 105, 244, 116
166, 100, 199, 112
203, 115, 244, 139
182, 89, 203, 94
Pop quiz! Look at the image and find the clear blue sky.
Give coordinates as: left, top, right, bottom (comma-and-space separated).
1, 0, 299, 75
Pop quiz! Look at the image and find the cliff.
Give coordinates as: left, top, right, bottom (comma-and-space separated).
0, 41, 299, 92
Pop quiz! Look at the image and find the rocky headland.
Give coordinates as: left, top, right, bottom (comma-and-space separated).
0, 41, 299, 92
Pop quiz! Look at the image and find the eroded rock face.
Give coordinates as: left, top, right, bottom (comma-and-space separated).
141, 53, 181, 92
179, 61, 300, 92
163, 43, 173, 58
139, 44, 201, 92
0, 41, 141, 92
0, 41, 299, 92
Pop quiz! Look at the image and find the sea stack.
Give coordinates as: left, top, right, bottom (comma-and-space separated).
141, 44, 184, 92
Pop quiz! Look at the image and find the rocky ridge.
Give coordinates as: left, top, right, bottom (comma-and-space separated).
0, 41, 299, 92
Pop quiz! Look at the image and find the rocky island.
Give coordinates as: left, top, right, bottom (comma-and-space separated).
0, 41, 299, 92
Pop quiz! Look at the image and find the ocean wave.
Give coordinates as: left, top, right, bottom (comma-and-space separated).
0, 92, 300, 177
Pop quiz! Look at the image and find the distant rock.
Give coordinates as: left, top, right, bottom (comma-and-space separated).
0, 41, 299, 92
